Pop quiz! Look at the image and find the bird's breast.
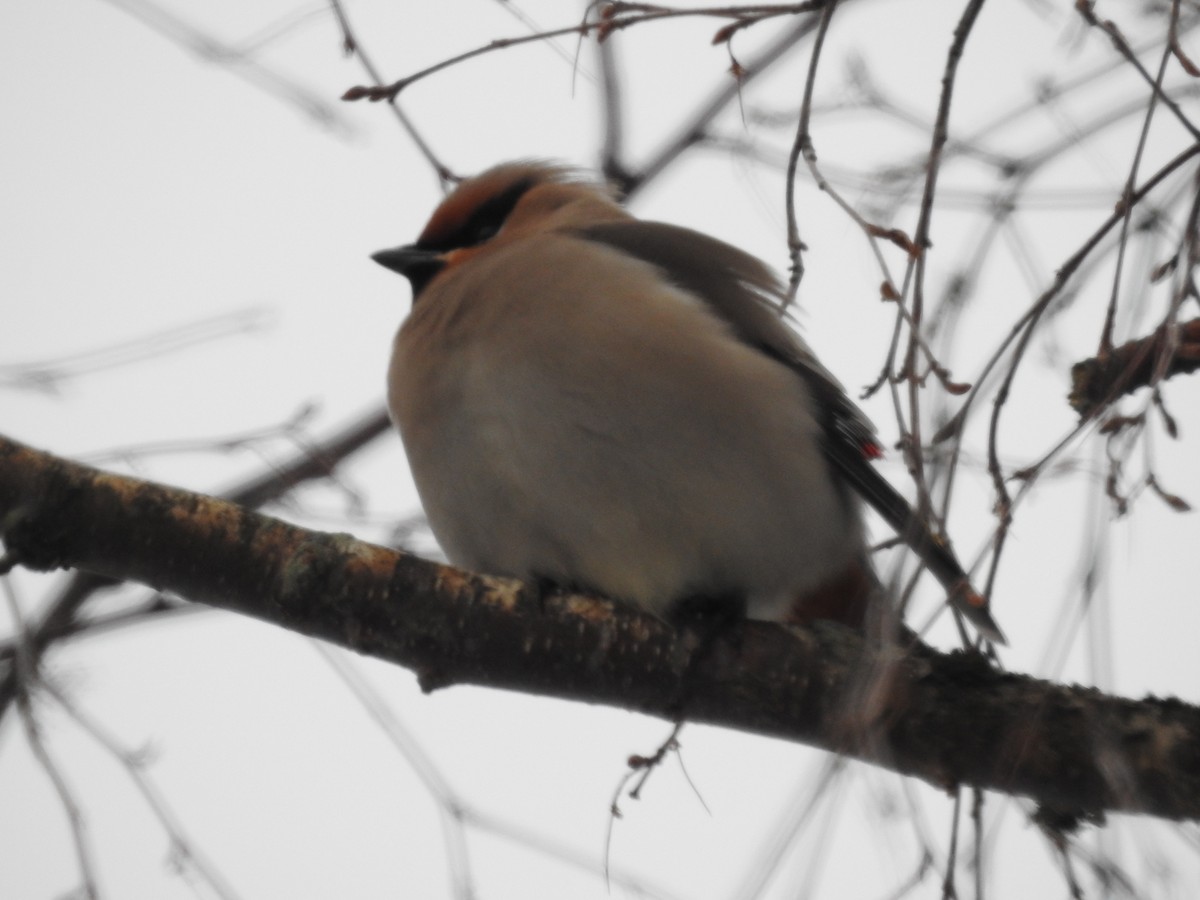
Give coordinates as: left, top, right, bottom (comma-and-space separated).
386, 234, 865, 618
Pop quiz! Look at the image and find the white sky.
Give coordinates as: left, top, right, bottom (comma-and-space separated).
3, 1, 1200, 898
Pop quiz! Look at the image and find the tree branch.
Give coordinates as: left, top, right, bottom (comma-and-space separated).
2, 434, 1199, 821
0, 406, 393, 722
1069, 316, 1200, 418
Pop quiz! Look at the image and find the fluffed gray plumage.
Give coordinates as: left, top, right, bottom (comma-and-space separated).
373, 162, 1005, 644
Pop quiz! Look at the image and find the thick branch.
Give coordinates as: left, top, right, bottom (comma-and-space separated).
0, 407, 392, 721
1070, 316, 1200, 417
2, 434, 1199, 821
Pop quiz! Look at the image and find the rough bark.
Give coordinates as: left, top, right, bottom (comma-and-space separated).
1, 434, 1199, 822
1070, 316, 1200, 418
0, 407, 393, 720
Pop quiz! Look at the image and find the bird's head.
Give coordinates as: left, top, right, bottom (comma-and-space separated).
371, 161, 627, 297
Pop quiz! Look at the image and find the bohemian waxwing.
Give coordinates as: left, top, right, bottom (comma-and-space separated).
373, 161, 1005, 644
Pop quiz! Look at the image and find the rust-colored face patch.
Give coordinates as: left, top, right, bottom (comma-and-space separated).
418, 177, 508, 248
417, 164, 565, 252
437, 244, 489, 275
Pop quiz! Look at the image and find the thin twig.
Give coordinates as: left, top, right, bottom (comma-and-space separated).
328, 0, 454, 185
1097, 30, 1175, 353
3, 578, 102, 899
902, 0, 989, 528
43, 679, 245, 900
783, 0, 839, 302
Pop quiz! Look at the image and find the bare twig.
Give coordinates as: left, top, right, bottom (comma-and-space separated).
3, 579, 102, 900
901, 0, 988, 527
783, 0, 840, 301
0, 307, 272, 393
44, 679, 245, 900
98, 0, 353, 133
327, 0, 454, 185
340, 2, 832, 105
970, 143, 1200, 594
1075, 1, 1200, 142
1096, 26, 1175, 354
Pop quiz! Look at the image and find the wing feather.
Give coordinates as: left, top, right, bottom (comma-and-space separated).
577, 220, 1005, 642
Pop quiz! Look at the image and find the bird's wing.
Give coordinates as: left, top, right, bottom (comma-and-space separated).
576, 220, 1005, 643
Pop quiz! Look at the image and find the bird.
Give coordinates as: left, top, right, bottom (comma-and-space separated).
372, 161, 1005, 645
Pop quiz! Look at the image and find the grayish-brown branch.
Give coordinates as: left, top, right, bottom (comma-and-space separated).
2, 434, 1199, 822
